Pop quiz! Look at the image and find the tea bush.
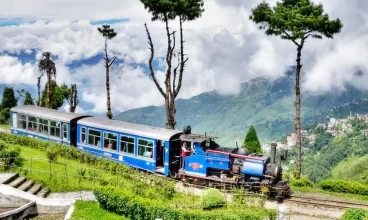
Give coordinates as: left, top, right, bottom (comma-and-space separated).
46, 147, 59, 162
291, 178, 314, 188
94, 186, 277, 220
319, 179, 368, 195
341, 208, 368, 220
0, 141, 20, 169
202, 188, 226, 210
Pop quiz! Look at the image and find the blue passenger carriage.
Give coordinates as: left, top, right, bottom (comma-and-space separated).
10, 105, 90, 146
76, 117, 183, 175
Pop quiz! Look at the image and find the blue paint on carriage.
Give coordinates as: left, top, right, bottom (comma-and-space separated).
10, 129, 71, 146
242, 158, 265, 177
206, 151, 231, 170
164, 142, 170, 176
76, 123, 166, 174
184, 154, 207, 175
77, 144, 157, 172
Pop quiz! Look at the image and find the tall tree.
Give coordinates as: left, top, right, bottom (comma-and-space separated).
36, 75, 43, 106
98, 24, 117, 119
0, 87, 18, 123
40, 80, 68, 110
38, 52, 57, 108
1, 87, 18, 109
24, 91, 34, 105
65, 84, 79, 113
243, 125, 262, 154
141, 0, 204, 129
250, 0, 342, 178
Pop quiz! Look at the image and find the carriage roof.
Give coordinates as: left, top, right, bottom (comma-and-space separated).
78, 117, 183, 141
10, 105, 90, 123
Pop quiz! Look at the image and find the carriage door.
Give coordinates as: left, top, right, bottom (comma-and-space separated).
155, 140, 165, 171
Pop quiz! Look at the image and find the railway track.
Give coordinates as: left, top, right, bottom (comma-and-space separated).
286, 195, 368, 209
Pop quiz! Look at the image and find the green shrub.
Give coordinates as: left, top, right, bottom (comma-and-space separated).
341, 208, 368, 220
202, 188, 226, 210
46, 147, 59, 162
0, 142, 20, 169
94, 186, 277, 220
291, 178, 313, 188
319, 179, 368, 195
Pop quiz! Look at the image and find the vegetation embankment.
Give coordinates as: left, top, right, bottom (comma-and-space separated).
341, 208, 368, 220
0, 132, 276, 219
0, 124, 9, 130
71, 201, 129, 220
94, 186, 276, 220
282, 118, 368, 199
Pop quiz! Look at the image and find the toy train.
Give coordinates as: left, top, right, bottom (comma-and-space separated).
9, 105, 291, 200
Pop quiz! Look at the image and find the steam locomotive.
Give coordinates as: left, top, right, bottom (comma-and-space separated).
9, 105, 291, 201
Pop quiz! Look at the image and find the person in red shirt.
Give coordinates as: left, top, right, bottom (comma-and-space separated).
181, 142, 191, 168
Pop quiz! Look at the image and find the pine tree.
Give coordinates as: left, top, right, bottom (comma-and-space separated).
1, 87, 17, 110
243, 125, 262, 154
250, 0, 342, 179
0, 87, 18, 124
23, 92, 34, 105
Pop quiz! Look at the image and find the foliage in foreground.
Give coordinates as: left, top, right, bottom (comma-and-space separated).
290, 177, 314, 188
94, 186, 277, 220
71, 201, 128, 220
0, 132, 174, 190
332, 156, 368, 184
341, 208, 368, 220
202, 188, 226, 210
0, 142, 20, 168
319, 179, 368, 196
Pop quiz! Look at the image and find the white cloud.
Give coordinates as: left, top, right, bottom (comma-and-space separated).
0, 55, 36, 84
0, 0, 367, 115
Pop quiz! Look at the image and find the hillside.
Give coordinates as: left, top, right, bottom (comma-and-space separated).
115, 73, 368, 145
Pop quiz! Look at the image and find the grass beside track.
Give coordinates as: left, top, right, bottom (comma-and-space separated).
291, 186, 368, 202
71, 201, 128, 220
0, 124, 9, 130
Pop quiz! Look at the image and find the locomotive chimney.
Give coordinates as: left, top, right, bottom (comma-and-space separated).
270, 143, 277, 164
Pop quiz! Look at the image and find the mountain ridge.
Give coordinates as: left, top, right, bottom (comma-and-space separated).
115, 75, 368, 146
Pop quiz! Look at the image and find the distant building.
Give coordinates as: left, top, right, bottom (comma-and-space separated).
308, 134, 317, 144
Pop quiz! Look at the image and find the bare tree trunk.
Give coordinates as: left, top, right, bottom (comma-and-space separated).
46, 73, 51, 108
295, 45, 303, 179
37, 76, 41, 106
164, 16, 175, 129
68, 84, 79, 113
104, 39, 113, 119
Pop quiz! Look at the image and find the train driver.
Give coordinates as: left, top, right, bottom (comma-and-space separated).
181, 142, 191, 168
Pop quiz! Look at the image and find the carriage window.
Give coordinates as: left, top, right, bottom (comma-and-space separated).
50, 121, 61, 138
17, 114, 27, 130
38, 118, 49, 135
104, 132, 117, 151
120, 136, 134, 154
81, 127, 86, 143
28, 117, 37, 132
138, 139, 154, 158
63, 124, 68, 140
88, 129, 101, 147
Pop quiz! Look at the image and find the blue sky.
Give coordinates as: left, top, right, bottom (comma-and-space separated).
0, 0, 367, 116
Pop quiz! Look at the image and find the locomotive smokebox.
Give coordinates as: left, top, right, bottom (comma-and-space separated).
270, 143, 276, 164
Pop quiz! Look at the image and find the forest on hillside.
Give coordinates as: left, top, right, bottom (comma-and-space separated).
285, 118, 368, 183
